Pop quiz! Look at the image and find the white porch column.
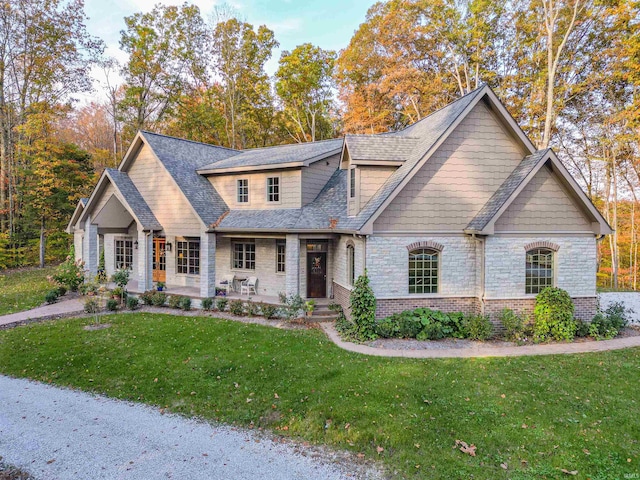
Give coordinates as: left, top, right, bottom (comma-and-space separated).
285, 234, 300, 296
200, 232, 216, 298
138, 229, 153, 291
84, 216, 98, 277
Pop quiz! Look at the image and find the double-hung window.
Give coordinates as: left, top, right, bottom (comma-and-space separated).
115, 238, 133, 270
237, 179, 249, 203
267, 177, 280, 202
177, 238, 200, 275
233, 241, 255, 270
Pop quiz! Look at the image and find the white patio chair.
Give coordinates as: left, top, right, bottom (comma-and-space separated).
219, 274, 236, 295
240, 276, 258, 295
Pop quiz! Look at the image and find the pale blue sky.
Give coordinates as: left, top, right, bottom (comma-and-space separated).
82, 0, 374, 101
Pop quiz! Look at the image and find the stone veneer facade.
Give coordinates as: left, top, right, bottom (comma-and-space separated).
331, 234, 599, 324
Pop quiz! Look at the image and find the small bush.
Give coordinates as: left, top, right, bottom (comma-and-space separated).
53, 248, 85, 291
397, 313, 422, 339
201, 297, 214, 311
463, 314, 493, 340
374, 316, 400, 338
56, 285, 67, 297
499, 308, 528, 342
417, 317, 445, 340
84, 297, 100, 314
575, 318, 590, 337
229, 299, 244, 315
260, 303, 278, 319
589, 312, 619, 340
111, 268, 130, 289
179, 297, 191, 311
80, 281, 99, 296
216, 297, 228, 312
151, 292, 167, 307
168, 295, 183, 309
278, 292, 305, 320
106, 299, 119, 311
335, 311, 358, 340
534, 287, 576, 342
604, 301, 631, 331
245, 300, 259, 317
140, 290, 155, 306
126, 296, 139, 310
45, 290, 59, 304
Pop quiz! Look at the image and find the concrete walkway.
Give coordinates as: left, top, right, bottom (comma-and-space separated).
0, 297, 84, 328
0, 375, 379, 480
320, 322, 640, 358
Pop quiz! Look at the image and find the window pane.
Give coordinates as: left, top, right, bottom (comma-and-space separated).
237, 179, 248, 203
525, 248, 553, 294
408, 248, 438, 294
276, 241, 286, 272
267, 177, 280, 202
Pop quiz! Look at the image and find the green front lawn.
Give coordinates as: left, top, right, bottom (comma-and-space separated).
0, 314, 638, 479
0, 266, 57, 316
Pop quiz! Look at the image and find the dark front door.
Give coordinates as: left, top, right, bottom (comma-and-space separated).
307, 252, 327, 298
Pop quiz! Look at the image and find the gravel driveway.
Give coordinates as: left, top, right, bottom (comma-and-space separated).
0, 376, 380, 480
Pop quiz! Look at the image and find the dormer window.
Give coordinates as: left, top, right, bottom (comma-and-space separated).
237, 179, 249, 203
350, 168, 356, 198
267, 176, 280, 202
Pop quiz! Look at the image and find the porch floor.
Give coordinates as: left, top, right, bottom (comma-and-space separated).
114, 280, 332, 306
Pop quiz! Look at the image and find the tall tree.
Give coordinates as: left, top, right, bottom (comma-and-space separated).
275, 43, 337, 142
0, 0, 101, 233
119, 3, 209, 139
211, 18, 278, 149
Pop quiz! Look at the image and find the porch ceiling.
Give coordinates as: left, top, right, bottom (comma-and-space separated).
93, 194, 135, 229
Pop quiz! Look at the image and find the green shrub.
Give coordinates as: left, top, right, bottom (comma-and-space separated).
168, 295, 183, 309
245, 300, 259, 317
56, 285, 67, 297
80, 281, 99, 296
111, 268, 130, 289
139, 290, 155, 306
126, 296, 139, 311
83, 297, 100, 314
575, 318, 590, 337
179, 297, 191, 311
417, 318, 445, 340
151, 292, 167, 307
534, 287, 576, 342
335, 310, 358, 340
229, 299, 244, 315
52, 248, 84, 292
201, 297, 214, 311
463, 314, 493, 340
374, 316, 400, 338
106, 299, 119, 311
499, 308, 528, 342
45, 289, 59, 304
396, 312, 422, 339
278, 292, 305, 320
216, 297, 228, 312
260, 303, 278, 319
589, 312, 619, 340
96, 250, 107, 284
604, 301, 631, 331
349, 272, 377, 340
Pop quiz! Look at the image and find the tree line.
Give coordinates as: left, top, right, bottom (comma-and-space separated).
0, 0, 638, 290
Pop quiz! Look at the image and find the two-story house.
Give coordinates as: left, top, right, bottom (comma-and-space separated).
67, 85, 612, 321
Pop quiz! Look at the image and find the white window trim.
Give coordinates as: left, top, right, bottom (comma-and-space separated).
236, 178, 250, 204
266, 175, 281, 204
232, 240, 256, 271
275, 240, 286, 274
176, 237, 201, 276
114, 236, 134, 270
408, 248, 441, 295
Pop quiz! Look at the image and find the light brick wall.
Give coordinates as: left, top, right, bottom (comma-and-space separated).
216, 236, 287, 297
484, 235, 596, 298
366, 235, 477, 298
333, 235, 365, 289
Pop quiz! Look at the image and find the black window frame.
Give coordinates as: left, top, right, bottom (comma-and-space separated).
237, 179, 249, 203
346, 244, 355, 286
267, 176, 280, 203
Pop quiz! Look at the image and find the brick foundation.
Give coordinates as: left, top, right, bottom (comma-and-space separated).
484, 297, 597, 322
333, 282, 352, 319
376, 297, 480, 319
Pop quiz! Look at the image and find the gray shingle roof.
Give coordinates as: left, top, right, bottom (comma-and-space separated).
198, 139, 343, 172
105, 169, 162, 230
140, 131, 238, 226
465, 149, 550, 232
80, 198, 88, 206
344, 135, 419, 162
341, 85, 487, 231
